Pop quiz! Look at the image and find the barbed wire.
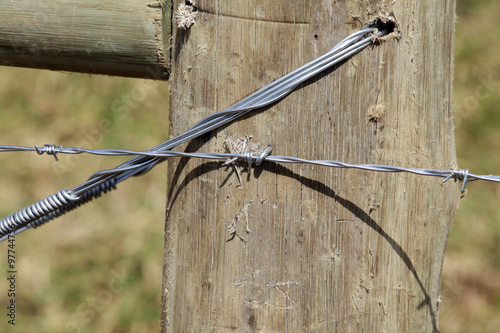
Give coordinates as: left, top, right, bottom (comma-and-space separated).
2, 144, 500, 188
1, 140, 499, 243
0, 24, 408, 241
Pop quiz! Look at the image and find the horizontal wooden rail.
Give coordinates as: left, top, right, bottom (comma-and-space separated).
0, 0, 171, 80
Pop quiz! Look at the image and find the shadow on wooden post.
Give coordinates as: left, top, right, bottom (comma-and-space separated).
163, 0, 459, 332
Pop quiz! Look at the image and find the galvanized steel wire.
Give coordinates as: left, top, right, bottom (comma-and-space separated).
2, 144, 500, 189
2, 24, 483, 242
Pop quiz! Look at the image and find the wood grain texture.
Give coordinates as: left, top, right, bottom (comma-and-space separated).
163, 0, 458, 331
0, 0, 171, 79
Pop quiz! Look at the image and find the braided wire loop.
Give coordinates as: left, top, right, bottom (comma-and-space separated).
0, 189, 79, 237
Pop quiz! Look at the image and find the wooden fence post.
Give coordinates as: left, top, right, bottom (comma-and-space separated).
163, 0, 459, 331
0, 0, 172, 79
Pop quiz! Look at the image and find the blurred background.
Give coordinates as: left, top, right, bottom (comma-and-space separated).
0, 0, 498, 332
0, 70, 168, 332
441, 0, 500, 332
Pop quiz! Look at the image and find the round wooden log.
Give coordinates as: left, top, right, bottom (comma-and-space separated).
163, 0, 459, 331
0, 0, 171, 80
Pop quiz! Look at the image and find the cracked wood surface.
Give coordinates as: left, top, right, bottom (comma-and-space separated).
163, 0, 459, 331
0, 0, 171, 79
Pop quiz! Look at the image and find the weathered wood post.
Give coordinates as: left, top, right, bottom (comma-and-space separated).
163, 0, 459, 331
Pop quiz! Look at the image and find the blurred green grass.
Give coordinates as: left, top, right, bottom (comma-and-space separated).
440, 1, 500, 332
0, 1, 499, 332
0, 70, 168, 333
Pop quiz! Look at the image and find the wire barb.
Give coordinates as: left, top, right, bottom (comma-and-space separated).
255, 145, 273, 167
442, 169, 472, 194
458, 169, 470, 194
35, 144, 62, 161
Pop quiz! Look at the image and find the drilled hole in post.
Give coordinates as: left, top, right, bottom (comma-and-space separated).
368, 12, 401, 42
373, 19, 395, 34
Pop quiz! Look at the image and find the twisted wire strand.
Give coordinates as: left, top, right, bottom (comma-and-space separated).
70, 26, 390, 196
0, 25, 391, 240
2, 144, 500, 187
0, 142, 497, 239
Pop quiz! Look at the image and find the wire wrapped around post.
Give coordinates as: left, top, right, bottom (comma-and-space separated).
0, 25, 400, 239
